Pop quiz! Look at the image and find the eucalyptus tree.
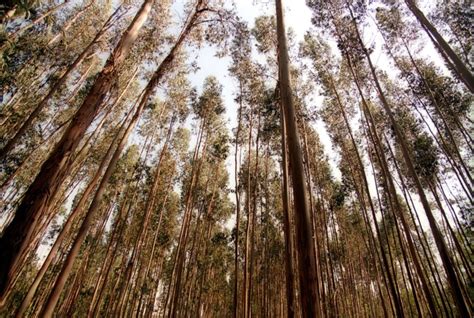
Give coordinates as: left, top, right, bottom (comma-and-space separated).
228, 19, 252, 318
307, 0, 471, 315
402, 0, 474, 92
165, 75, 228, 318
249, 4, 321, 317
276, 2, 320, 316
0, 0, 156, 299
0, 0, 229, 303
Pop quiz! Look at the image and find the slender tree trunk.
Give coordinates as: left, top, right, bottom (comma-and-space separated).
275, 1, 320, 316
233, 79, 243, 318
248, 113, 261, 318
243, 102, 254, 318
279, 91, 295, 318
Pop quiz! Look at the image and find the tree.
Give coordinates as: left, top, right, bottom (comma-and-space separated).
275, 1, 320, 317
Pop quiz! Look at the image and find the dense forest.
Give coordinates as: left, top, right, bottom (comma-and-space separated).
0, 0, 472, 317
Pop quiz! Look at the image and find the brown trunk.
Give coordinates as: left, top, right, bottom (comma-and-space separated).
233, 79, 243, 318
243, 101, 254, 318
248, 112, 261, 317
278, 90, 295, 318
61, 199, 115, 316
335, 12, 438, 313
275, 1, 320, 317
436, 178, 473, 254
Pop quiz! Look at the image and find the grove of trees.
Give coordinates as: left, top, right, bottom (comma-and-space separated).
0, 0, 472, 317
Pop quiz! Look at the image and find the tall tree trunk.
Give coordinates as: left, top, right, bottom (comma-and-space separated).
233, 79, 243, 318
243, 102, 254, 318
275, 1, 320, 316
278, 90, 295, 318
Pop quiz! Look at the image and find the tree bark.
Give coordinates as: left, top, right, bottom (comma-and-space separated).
275, 1, 320, 317
278, 89, 295, 318
233, 80, 243, 318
